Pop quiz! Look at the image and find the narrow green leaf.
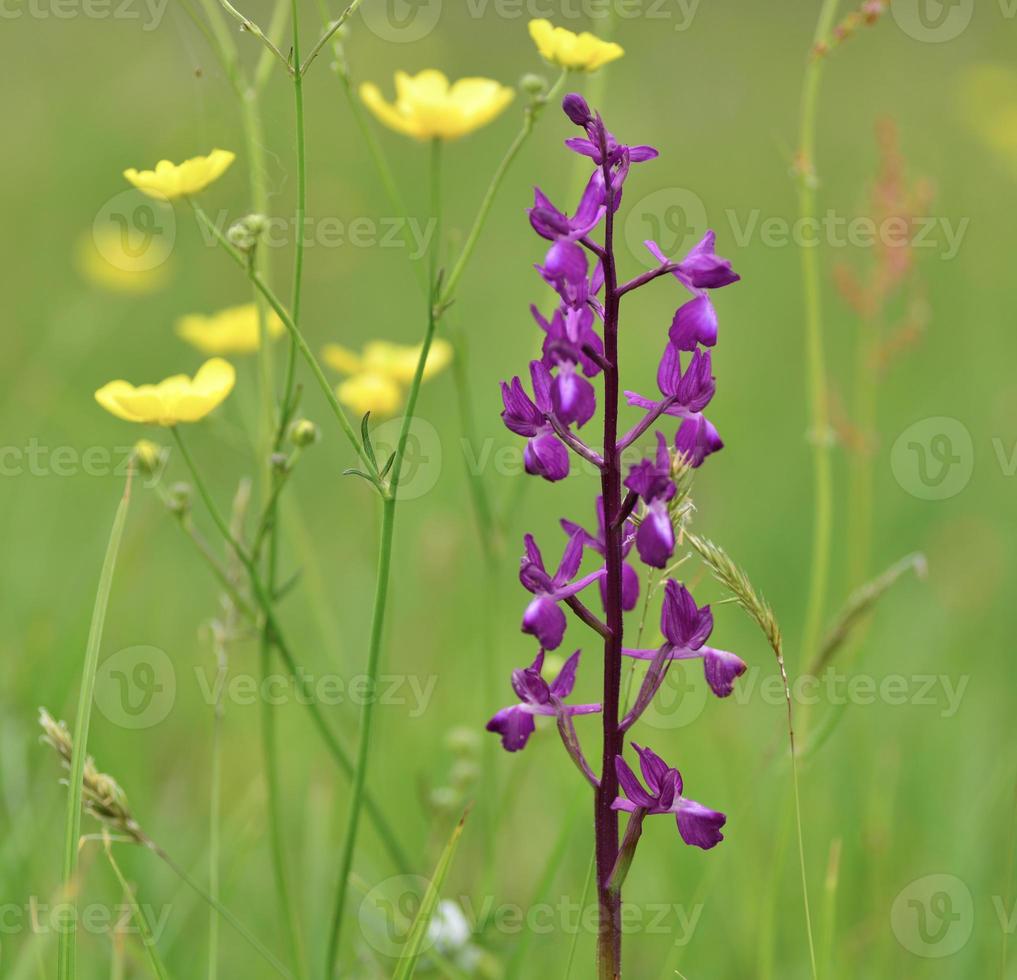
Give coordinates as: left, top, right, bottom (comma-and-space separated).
361, 412, 378, 468
391, 807, 470, 980
59, 474, 133, 980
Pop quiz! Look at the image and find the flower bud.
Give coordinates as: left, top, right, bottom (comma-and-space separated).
227, 213, 269, 253
562, 92, 593, 127
520, 73, 547, 97
167, 482, 192, 515
270, 452, 289, 473
132, 439, 165, 475
290, 418, 320, 447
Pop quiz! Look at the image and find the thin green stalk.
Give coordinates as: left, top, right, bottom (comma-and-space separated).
281, 0, 305, 432
564, 854, 596, 979
847, 313, 879, 587
165, 429, 410, 872
104, 839, 171, 980
325, 146, 446, 977
324, 493, 396, 974
208, 626, 227, 980
797, 0, 842, 665
146, 842, 292, 978
58, 473, 133, 980
188, 201, 379, 480
438, 70, 568, 310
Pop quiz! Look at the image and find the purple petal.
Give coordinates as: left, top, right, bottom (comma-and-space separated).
670, 295, 719, 350
621, 561, 640, 611
636, 505, 675, 569
628, 145, 659, 162
676, 231, 740, 289
702, 647, 748, 698
632, 742, 672, 797
676, 350, 715, 413
644, 240, 670, 267
525, 431, 570, 482
529, 359, 554, 414
500, 378, 541, 437
661, 580, 713, 649
549, 650, 581, 699
522, 595, 568, 650
486, 705, 537, 752
614, 756, 656, 809
657, 341, 683, 396
674, 414, 724, 468
565, 136, 598, 159
552, 369, 596, 428
540, 240, 588, 288
562, 93, 592, 127
676, 799, 727, 850
555, 530, 586, 585
511, 651, 549, 704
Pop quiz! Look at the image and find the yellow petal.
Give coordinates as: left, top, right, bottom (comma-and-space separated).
527, 18, 623, 71
176, 303, 282, 355
322, 343, 364, 375
337, 373, 403, 417
94, 359, 235, 426
123, 149, 236, 200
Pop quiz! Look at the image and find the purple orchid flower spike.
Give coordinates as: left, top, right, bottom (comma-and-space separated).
675, 413, 724, 468
519, 531, 606, 649
486, 650, 601, 752
624, 432, 677, 569
644, 231, 739, 351
561, 497, 639, 612
562, 94, 659, 170
535, 304, 604, 428
625, 342, 716, 420
624, 580, 747, 697
501, 360, 570, 482
532, 173, 607, 296
613, 743, 727, 850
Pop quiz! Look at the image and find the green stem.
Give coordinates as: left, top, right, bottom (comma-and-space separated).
188, 201, 379, 480
325, 145, 445, 977
208, 630, 227, 980
103, 840, 171, 980
847, 314, 879, 586
58, 474, 133, 980
166, 430, 410, 873
797, 0, 842, 665
147, 842, 292, 978
281, 0, 305, 433
438, 70, 568, 310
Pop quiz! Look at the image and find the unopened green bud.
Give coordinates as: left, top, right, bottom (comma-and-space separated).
290, 418, 319, 447
167, 482, 192, 514
228, 213, 269, 252
520, 73, 547, 96
132, 439, 165, 475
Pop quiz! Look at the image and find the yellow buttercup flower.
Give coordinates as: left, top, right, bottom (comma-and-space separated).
323, 339, 453, 416
360, 70, 514, 141
95, 358, 236, 426
176, 303, 285, 355
123, 149, 236, 201
528, 19, 624, 71
76, 229, 171, 294
337, 373, 404, 417
957, 64, 1017, 180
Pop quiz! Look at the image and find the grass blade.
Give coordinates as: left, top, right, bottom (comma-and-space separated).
391, 807, 470, 980
58, 472, 133, 980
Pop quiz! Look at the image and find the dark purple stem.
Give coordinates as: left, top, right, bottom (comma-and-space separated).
596, 134, 625, 980
564, 595, 612, 640
612, 490, 639, 532
556, 710, 601, 789
548, 415, 605, 469
617, 262, 677, 297
617, 394, 679, 453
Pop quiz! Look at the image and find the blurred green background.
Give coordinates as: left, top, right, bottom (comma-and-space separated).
2, 0, 1015, 976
